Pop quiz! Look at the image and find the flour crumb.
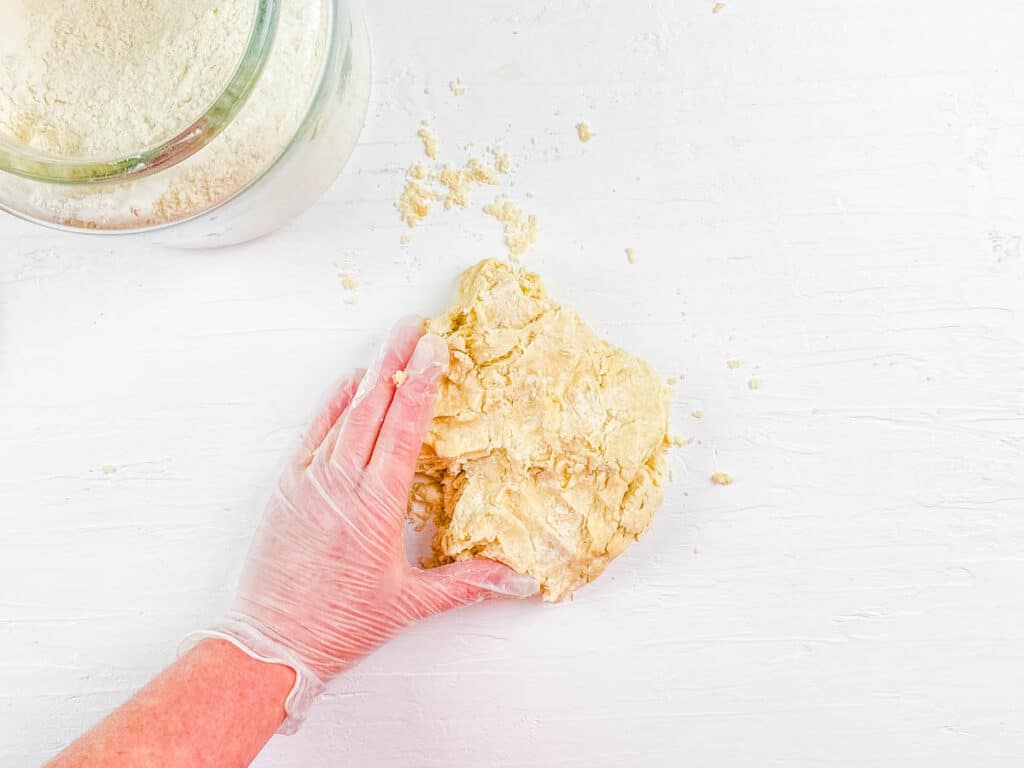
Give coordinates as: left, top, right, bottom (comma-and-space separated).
692, 409, 705, 419
344, 296, 358, 305
101, 464, 117, 475
409, 164, 428, 180
670, 435, 693, 447
726, 359, 743, 369
712, 2, 726, 13
711, 471, 733, 486
418, 126, 439, 158
424, 86, 432, 95
483, 196, 539, 261
748, 377, 762, 390
449, 78, 466, 96
667, 376, 679, 385
576, 122, 594, 142
626, 247, 638, 264
341, 272, 358, 290
393, 370, 409, 387
400, 233, 412, 247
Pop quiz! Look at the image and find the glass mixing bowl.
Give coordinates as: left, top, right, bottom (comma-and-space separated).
0, 0, 370, 247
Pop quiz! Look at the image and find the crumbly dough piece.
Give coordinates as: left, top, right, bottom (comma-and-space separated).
415, 259, 671, 601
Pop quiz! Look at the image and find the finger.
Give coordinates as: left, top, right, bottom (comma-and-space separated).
369, 333, 447, 480
294, 369, 365, 468
400, 559, 539, 621
314, 369, 369, 464
333, 316, 425, 470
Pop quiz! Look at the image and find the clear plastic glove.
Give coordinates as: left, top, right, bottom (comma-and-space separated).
187, 317, 538, 732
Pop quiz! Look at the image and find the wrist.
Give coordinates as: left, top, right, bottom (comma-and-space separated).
193, 639, 295, 722
182, 615, 327, 734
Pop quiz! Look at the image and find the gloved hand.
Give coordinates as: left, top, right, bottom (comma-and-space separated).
187, 316, 538, 732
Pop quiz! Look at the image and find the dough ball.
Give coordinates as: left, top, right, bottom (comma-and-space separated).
415, 259, 671, 602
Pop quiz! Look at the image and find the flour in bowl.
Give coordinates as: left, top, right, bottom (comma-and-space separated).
0, 0, 254, 159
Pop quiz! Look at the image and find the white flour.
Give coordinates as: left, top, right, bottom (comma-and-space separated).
0, 0, 254, 159
0, 0, 329, 229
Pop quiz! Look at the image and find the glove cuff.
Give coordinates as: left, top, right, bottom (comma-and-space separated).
180, 613, 326, 735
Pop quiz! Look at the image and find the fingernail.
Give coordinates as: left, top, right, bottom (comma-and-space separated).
406, 333, 448, 379
393, 314, 427, 335
496, 574, 541, 598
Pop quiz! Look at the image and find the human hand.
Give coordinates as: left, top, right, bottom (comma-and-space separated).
189, 317, 538, 732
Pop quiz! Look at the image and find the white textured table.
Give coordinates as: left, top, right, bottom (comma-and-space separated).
3, 1, 1024, 765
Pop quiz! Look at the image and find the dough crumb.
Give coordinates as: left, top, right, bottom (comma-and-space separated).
341, 272, 358, 290
670, 435, 693, 447
748, 377, 762, 390
492, 148, 512, 174
667, 376, 679, 385
416, 260, 671, 602
424, 86, 432, 95
692, 409, 705, 419
711, 471, 733, 486
483, 196, 539, 261
408, 481, 443, 531
418, 126, 439, 158
626, 247, 638, 264
392, 370, 409, 387
396, 131, 513, 229
344, 297, 358, 305
397, 179, 434, 227
449, 78, 466, 96
576, 122, 594, 142
400, 234, 411, 247
727, 359, 743, 369
101, 464, 117, 475
712, 2, 726, 13
440, 158, 500, 209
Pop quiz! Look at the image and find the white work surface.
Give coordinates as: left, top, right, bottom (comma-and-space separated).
3, 1, 1024, 765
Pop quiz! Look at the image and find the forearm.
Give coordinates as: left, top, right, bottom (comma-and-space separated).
46, 639, 294, 768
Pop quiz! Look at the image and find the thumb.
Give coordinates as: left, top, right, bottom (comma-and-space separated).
401, 558, 539, 620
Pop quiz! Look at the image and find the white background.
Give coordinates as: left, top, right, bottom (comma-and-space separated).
3, 1, 1024, 765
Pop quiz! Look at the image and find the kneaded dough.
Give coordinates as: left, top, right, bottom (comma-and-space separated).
415, 259, 671, 602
